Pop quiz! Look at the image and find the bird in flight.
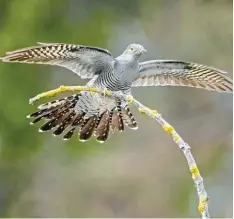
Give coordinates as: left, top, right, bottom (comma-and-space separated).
0, 42, 232, 142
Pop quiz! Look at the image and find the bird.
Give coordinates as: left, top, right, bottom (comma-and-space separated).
0, 42, 233, 143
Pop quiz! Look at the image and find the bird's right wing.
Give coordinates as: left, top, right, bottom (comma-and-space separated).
132, 60, 233, 93
0, 42, 115, 79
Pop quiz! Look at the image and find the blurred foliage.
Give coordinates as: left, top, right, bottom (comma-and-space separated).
0, 0, 232, 217
0, 0, 116, 216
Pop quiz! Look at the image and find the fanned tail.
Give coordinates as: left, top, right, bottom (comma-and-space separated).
27, 95, 138, 143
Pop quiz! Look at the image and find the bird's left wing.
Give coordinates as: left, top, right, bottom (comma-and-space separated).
0, 42, 115, 79
132, 60, 233, 93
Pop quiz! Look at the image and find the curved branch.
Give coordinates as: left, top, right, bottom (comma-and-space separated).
130, 98, 210, 219
29, 85, 210, 218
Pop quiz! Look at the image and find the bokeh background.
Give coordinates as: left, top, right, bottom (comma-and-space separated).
0, 0, 232, 217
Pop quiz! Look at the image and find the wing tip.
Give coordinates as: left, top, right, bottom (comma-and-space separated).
0, 54, 9, 62
0, 56, 14, 62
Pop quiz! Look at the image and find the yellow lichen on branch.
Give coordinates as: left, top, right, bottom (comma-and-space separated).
162, 125, 174, 134
29, 86, 211, 219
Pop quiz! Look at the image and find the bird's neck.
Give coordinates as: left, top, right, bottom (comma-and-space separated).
116, 53, 139, 63
115, 55, 140, 84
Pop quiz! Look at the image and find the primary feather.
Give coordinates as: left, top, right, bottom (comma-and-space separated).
133, 60, 232, 93
1, 42, 114, 79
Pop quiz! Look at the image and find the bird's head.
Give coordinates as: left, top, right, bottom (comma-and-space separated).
123, 43, 147, 58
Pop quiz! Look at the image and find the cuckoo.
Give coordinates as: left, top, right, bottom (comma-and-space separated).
0, 43, 232, 142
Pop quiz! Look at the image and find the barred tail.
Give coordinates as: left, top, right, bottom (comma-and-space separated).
122, 106, 138, 130
27, 94, 84, 140
95, 111, 110, 143
27, 95, 138, 143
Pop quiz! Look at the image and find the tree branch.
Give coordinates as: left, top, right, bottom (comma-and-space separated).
30, 85, 210, 218
130, 97, 210, 219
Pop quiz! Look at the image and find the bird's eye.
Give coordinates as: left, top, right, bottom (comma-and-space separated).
130, 47, 134, 51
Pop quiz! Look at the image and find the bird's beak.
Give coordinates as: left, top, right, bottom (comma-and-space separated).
142, 48, 147, 53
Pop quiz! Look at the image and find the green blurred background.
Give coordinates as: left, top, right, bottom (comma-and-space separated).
0, 0, 232, 217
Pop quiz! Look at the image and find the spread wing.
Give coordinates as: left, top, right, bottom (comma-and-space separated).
132, 60, 233, 93
0, 42, 115, 79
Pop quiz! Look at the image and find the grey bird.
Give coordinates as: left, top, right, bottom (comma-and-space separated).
0, 42, 233, 142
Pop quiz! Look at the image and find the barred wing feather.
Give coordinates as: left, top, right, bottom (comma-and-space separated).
0, 42, 115, 79
132, 60, 233, 93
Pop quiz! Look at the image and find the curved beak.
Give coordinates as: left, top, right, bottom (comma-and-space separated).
142, 48, 147, 53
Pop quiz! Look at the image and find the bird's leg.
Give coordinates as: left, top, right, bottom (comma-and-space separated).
29, 85, 94, 104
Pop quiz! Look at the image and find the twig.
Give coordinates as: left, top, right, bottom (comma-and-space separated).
30, 85, 210, 218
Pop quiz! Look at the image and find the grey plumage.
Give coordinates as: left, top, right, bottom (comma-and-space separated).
133, 60, 233, 92
0, 42, 232, 142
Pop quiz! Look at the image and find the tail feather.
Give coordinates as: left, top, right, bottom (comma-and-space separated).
27, 94, 139, 143
30, 105, 65, 124
62, 113, 86, 140
79, 116, 97, 141
95, 111, 110, 143
28, 94, 79, 120
71, 113, 85, 126
38, 101, 78, 132
108, 109, 114, 130
52, 111, 76, 136
30, 117, 43, 125
63, 127, 76, 140
111, 101, 124, 132
28, 107, 53, 118
39, 112, 67, 132
38, 95, 77, 110
122, 106, 138, 130
111, 113, 123, 132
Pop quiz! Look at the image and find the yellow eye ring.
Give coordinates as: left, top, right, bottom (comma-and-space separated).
130, 47, 134, 51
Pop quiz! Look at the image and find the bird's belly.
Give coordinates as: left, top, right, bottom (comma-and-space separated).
91, 70, 132, 93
